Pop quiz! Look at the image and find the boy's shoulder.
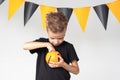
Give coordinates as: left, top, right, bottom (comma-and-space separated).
35, 37, 49, 42
63, 40, 73, 46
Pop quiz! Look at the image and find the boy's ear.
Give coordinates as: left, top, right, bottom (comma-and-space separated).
45, 30, 48, 34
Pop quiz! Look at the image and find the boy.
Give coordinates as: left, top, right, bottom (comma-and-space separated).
23, 12, 80, 80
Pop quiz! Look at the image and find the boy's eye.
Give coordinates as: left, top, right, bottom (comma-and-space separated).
51, 38, 55, 39
58, 38, 63, 40
50, 37, 64, 40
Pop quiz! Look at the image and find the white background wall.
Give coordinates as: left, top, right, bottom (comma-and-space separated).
0, 0, 120, 80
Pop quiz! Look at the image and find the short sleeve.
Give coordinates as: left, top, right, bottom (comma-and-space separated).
67, 44, 79, 62
29, 38, 48, 54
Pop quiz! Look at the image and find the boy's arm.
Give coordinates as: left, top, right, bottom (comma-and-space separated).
62, 60, 80, 75
48, 55, 80, 75
23, 41, 55, 52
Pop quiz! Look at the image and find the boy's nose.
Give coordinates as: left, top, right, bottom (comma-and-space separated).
54, 40, 59, 44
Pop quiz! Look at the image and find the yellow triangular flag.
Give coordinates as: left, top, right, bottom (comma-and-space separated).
73, 7, 90, 32
40, 5, 57, 29
8, 0, 25, 20
107, 1, 120, 22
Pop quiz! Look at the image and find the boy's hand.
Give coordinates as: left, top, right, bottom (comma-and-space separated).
48, 55, 65, 68
46, 42, 55, 52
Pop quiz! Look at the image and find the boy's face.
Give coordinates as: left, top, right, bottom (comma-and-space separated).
47, 29, 66, 46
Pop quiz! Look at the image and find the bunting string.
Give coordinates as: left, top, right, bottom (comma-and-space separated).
0, 0, 120, 32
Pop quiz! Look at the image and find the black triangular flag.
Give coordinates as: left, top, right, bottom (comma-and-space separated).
57, 8, 73, 21
94, 4, 109, 30
0, 0, 5, 5
24, 1, 39, 25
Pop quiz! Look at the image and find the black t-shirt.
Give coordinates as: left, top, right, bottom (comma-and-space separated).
30, 38, 79, 80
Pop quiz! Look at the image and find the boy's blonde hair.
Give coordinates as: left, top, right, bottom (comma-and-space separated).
46, 12, 68, 33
